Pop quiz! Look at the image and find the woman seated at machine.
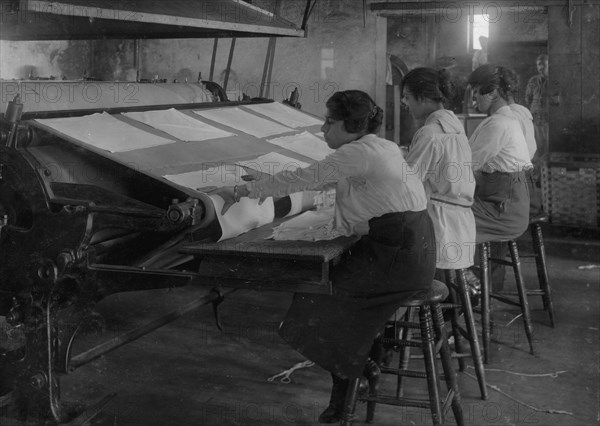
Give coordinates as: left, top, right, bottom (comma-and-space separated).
467, 65, 532, 289
211, 90, 436, 423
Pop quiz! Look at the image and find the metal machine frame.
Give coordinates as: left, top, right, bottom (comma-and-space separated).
0, 1, 321, 423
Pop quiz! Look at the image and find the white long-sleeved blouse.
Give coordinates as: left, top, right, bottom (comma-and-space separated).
406, 109, 476, 269
247, 133, 428, 236
509, 103, 537, 160
469, 106, 532, 173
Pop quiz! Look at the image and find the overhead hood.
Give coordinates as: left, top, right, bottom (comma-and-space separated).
1, 0, 308, 40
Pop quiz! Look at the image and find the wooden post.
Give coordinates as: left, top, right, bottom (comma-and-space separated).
375, 15, 387, 138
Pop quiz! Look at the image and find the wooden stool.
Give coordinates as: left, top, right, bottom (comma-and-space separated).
526, 214, 556, 327
479, 241, 535, 364
442, 269, 488, 400
340, 280, 464, 426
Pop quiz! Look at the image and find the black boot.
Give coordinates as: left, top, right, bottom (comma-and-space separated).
363, 358, 381, 424
318, 374, 348, 424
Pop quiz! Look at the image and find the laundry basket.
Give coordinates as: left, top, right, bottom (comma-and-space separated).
541, 153, 600, 229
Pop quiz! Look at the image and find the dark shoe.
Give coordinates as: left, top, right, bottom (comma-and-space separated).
318, 404, 342, 424
464, 269, 481, 308
363, 358, 381, 423
318, 374, 348, 423
464, 269, 481, 294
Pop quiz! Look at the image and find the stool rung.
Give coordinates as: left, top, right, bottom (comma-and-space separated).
400, 352, 469, 362
380, 366, 428, 379
490, 293, 522, 306
487, 257, 513, 266
519, 254, 536, 259
496, 290, 546, 296
388, 321, 419, 328
380, 338, 422, 348
360, 395, 431, 409
440, 303, 462, 310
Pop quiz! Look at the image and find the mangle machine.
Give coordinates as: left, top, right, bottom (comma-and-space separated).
0, 1, 359, 423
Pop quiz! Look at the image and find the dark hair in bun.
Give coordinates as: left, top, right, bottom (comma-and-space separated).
326, 90, 383, 134
401, 67, 456, 104
468, 64, 516, 101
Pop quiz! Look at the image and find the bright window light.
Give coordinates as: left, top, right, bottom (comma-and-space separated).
472, 14, 489, 50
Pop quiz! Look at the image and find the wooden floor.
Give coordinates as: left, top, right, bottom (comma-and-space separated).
1, 231, 599, 425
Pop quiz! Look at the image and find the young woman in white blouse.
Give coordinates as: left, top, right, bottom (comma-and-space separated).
468, 65, 532, 243
402, 67, 476, 273
214, 90, 436, 423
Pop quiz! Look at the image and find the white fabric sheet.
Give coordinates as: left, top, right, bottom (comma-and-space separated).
36, 112, 175, 152
193, 107, 292, 138
236, 152, 311, 177
210, 194, 275, 241
266, 131, 334, 161
270, 208, 342, 241
244, 102, 323, 128
164, 165, 248, 190
122, 108, 235, 141
163, 165, 274, 241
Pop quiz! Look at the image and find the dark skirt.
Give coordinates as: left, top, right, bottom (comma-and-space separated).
278, 210, 436, 379
472, 171, 530, 243
525, 169, 544, 217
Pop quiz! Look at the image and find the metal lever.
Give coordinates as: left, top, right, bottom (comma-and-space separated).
5, 94, 23, 148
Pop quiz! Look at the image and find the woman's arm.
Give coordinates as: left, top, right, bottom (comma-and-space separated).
215, 141, 368, 214
246, 142, 368, 199
405, 131, 440, 183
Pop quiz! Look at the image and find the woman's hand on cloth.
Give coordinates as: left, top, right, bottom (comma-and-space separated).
197, 184, 262, 215
197, 186, 236, 215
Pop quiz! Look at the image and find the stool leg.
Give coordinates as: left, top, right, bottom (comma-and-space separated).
508, 241, 535, 355
479, 242, 491, 364
340, 378, 360, 426
396, 307, 414, 398
456, 269, 488, 400
433, 304, 465, 426
419, 306, 443, 426
531, 223, 556, 327
444, 270, 466, 372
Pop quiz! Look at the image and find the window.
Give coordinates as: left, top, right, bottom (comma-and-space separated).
470, 14, 489, 50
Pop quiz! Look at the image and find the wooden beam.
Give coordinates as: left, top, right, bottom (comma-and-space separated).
371, 0, 599, 12
375, 15, 388, 138
15, 0, 306, 38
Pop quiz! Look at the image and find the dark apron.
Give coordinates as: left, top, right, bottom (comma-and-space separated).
278, 210, 436, 379
472, 170, 530, 243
